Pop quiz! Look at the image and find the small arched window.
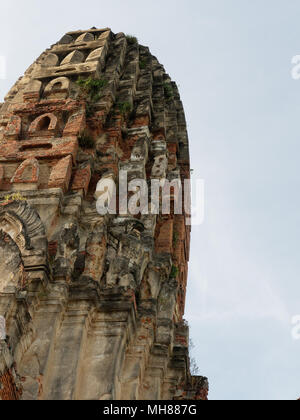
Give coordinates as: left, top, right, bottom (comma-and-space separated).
28, 113, 58, 137
44, 77, 70, 99
37, 115, 51, 131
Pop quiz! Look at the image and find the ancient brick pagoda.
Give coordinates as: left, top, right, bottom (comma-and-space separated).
0, 28, 208, 400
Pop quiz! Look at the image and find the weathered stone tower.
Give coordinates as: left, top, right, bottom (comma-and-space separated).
0, 28, 208, 400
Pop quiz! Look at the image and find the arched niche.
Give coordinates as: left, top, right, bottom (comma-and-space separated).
58, 34, 74, 45
11, 158, 40, 191
28, 113, 58, 137
42, 53, 59, 67
60, 50, 84, 66
76, 32, 94, 43
86, 47, 104, 62
0, 204, 31, 252
0, 201, 48, 260
44, 77, 70, 99
23, 80, 42, 103
4, 115, 22, 141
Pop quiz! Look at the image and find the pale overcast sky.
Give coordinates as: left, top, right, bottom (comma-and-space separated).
1, 0, 300, 400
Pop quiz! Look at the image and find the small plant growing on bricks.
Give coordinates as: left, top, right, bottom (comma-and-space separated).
170, 265, 179, 279
163, 82, 174, 100
76, 77, 108, 102
139, 58, 147, 70
3, 193, 26, 203
76, 77, 108, 117
173, 231, 179, 247
116, 101, 133, 117
78, 131, 95, 149
126, 35, 138, 46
